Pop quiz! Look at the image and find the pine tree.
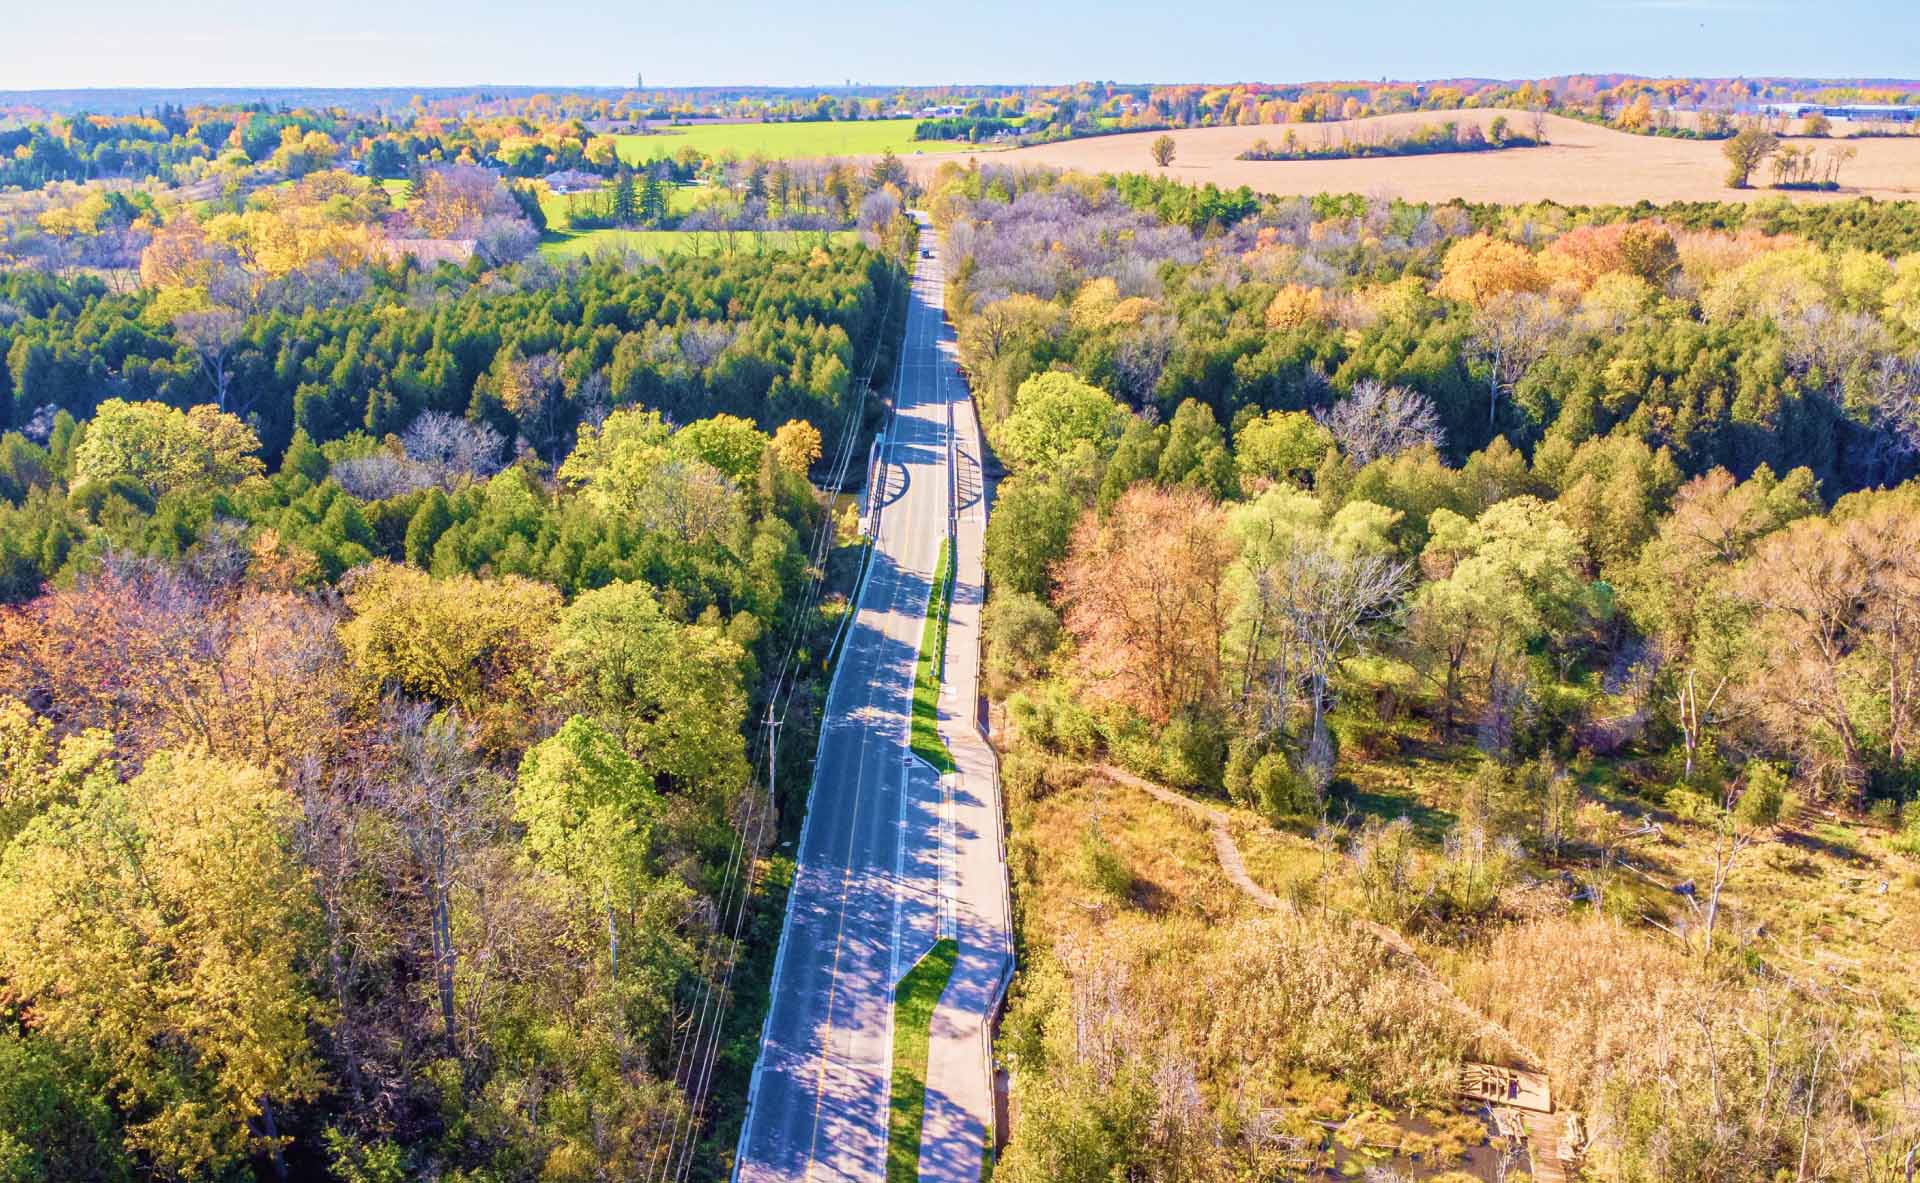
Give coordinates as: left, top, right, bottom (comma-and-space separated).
612, 169, 637, 225
405, 489, 453, 568
639, 175, 667, 225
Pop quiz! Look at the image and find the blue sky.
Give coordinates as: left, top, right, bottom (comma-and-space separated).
8, 0, 1918, 90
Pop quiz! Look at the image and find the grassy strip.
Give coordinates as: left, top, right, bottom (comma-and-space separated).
887, 938, 960, 1183
910, 539, 957, 774
537, 227, 856, 260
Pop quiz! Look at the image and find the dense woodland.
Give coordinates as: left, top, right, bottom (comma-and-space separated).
8, 109, 1920, 1177
0, 217, 911, 1179
925, 163, 1920, 1180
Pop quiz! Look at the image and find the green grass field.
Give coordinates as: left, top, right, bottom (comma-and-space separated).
538, 181, 705, 228
887, 939, 960, 1183
616, 119, 977, 164
536, 227, 856, 261
910, 539, 957, 774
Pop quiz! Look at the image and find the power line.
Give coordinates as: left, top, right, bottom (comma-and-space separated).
641, 242, 908, 1181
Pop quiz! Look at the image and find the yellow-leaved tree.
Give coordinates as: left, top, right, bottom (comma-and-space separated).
0, 743, 326, 1178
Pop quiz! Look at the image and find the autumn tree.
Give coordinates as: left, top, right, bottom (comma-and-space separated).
70, 399, 264, 497
1149, 134, 1177, 167
1737, 491, 1920, 801
339, 562, 560, 752
0, 747, 326, 1178
769, 419, 824, 476
1059, 485, 1231, 724
1722, 127, 1779, 189
1436, 233, 1546, 307
0, 566, 349, 769
365, 701, 497, 1055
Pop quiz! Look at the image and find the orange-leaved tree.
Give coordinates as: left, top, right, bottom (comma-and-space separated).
1058, 484, 1231, 725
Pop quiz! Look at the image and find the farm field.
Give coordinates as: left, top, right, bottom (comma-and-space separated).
536, 226, 855, 260
615, 118, 974, 163
922, 108, 1920, 204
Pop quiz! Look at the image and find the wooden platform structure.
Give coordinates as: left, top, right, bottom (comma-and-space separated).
1459, 1062, 1583, 1180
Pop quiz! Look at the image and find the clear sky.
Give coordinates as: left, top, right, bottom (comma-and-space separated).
7, 0, 1918, 90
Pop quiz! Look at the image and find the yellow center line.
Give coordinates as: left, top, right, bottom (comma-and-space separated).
802, 241, 933, 1182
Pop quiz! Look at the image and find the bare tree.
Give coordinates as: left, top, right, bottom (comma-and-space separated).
330, 452, 436, 501
1466, 292, 1564, 430
1315, 378, 1445, 466
175, 305, 249, 414
367, 701, 497, 1057
1277, 545, 1411, 789
401, 411, 506, 484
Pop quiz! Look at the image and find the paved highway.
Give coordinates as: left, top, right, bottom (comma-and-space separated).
735, 217, 1011, 1183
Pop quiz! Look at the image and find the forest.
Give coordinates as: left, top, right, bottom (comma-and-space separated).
0, 204, 913, 1178
924, 162, 1920, 1180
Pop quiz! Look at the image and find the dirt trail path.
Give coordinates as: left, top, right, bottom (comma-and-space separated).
1094, 763, 1575, 1171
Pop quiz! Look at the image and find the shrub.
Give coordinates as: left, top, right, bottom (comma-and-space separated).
1734, 761, 1788, 829
982, 590, 1060, 691
1251, 752, 1319, 820
1006, 685, 1098, 757
1349, 816, 1424, 925
1158, 712, 1226, 793
1078, 825, 1135, 899
1890, 800, 1920, 855
1433, 823, 1517, 919
1667, 785, 1722, 824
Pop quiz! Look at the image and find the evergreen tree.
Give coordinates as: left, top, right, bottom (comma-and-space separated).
404, 488, 453, 567
639, 175, 667, 224
612, 169, 637, 225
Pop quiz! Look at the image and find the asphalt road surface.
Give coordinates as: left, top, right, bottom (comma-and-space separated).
735, 217, 1011, 1183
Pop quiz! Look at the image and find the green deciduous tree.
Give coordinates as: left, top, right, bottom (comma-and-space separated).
991, 372, 1130, 476
1234, 409, 1333, 490
984, 477, 1081, 597
554, 580, 751, 799
1410, 497, 1589, 739
71, 399, 264, 497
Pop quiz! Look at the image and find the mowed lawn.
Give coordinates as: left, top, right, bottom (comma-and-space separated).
538, 182, 703, 228
616, 119, 974, 163
537, 227, 857, 260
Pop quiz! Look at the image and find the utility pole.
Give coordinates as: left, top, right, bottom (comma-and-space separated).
766, 700, 781, 831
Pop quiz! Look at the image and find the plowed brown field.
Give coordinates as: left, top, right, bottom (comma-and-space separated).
905, 109, 1920, 205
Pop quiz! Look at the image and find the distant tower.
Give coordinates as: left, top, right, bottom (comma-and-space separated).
636, 72, 644, 90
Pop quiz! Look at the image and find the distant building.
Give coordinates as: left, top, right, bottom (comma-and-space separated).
1760, 102, 1920, 123
542, 170, 603, 194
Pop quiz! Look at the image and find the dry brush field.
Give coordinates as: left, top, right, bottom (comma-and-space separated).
907, 109, 1920, 206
